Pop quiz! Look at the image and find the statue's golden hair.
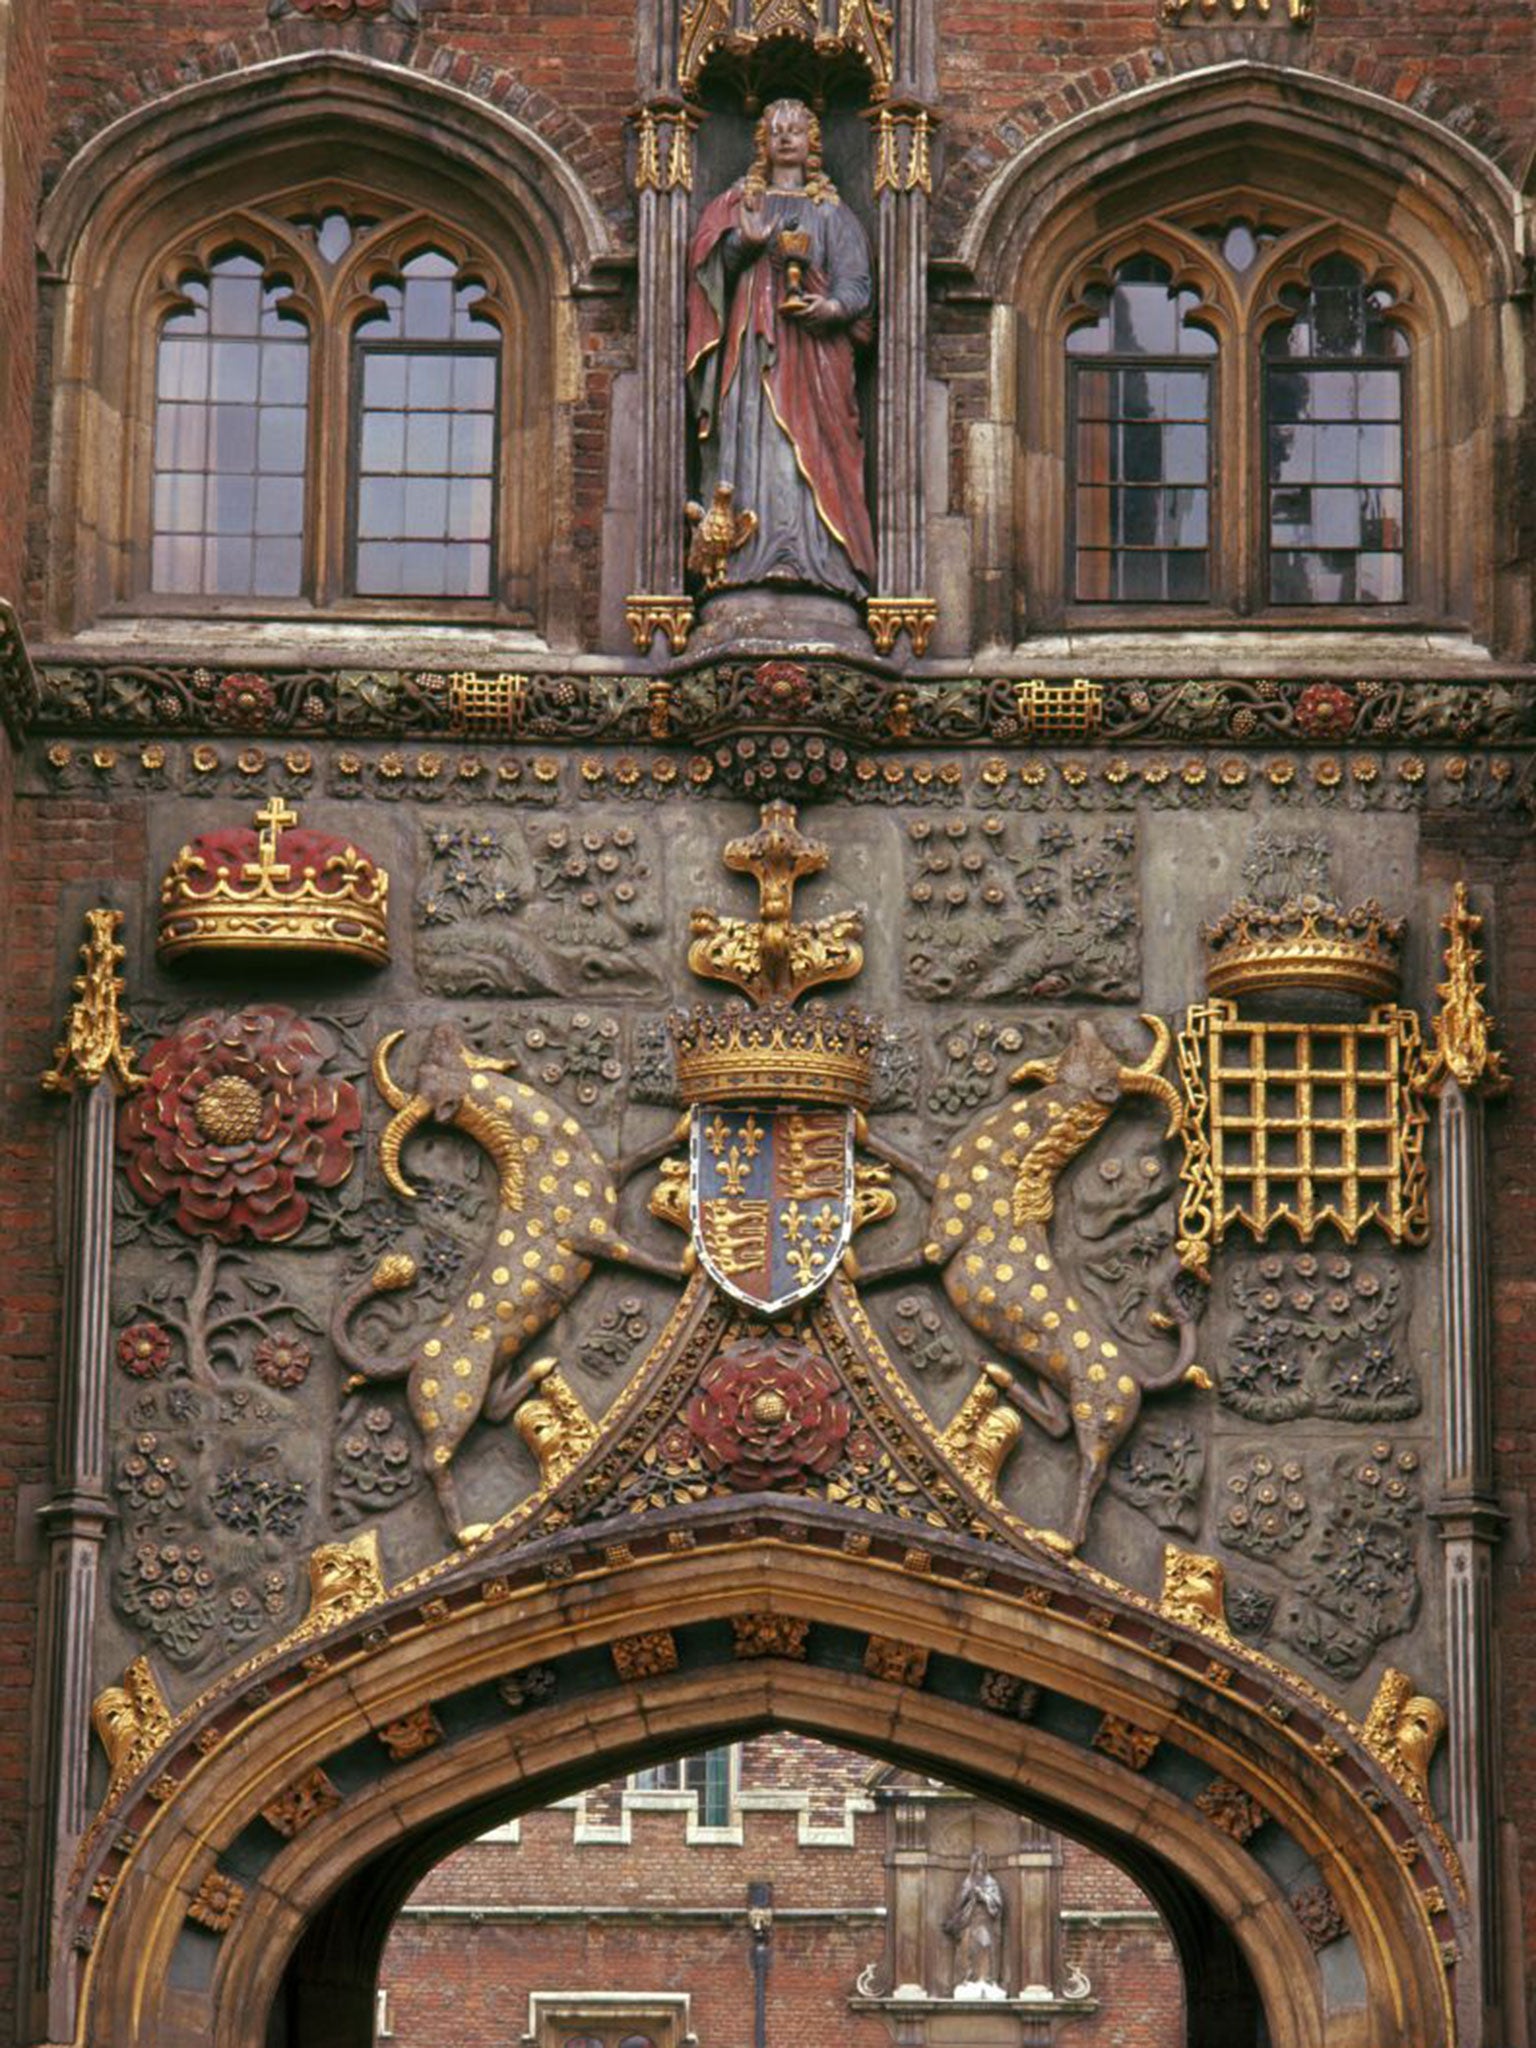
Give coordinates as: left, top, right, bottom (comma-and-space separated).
742, 97, 838, 206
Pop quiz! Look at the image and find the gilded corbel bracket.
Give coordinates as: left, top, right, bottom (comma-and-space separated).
871, 102, 935, 195
41, 909, 143, 1095
634, 103, 698, 192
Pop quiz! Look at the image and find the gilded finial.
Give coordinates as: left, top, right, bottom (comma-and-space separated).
253, 795, 299, 876
41, 908, 143, 1095
1429, 882, 1508, 1095
687, 800, 864, 1004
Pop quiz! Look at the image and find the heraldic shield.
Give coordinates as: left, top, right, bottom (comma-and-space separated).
690, 1105, 856, 1314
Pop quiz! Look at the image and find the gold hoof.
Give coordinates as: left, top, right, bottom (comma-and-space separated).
457, 1522, 493, 1546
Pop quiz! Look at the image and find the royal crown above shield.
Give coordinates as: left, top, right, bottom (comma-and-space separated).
668, 802, 874, 1313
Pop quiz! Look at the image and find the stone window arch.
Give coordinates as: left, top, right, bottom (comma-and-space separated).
37, 56, 615, 642
959, 74, 1523, 650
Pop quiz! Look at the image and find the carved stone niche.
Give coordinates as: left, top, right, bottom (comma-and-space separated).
856, 1771, 1089, 2044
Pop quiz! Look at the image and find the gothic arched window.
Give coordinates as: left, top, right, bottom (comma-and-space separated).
146, 212, 512, 610
1033, 193, 1433, 628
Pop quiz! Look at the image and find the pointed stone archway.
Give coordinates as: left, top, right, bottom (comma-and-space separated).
66, 1506, 1463, 2048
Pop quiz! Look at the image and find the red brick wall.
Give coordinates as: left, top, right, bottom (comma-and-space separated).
1487, 843, 1536, 2023
0, 0, 47, 606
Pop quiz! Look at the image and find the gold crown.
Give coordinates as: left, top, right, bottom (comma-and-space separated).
669, 1000, 877, 1107
158, 798, 390, 966
1204, 894, 1403, 1002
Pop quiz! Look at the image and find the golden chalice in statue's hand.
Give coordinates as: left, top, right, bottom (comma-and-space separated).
777, 226, 811, 314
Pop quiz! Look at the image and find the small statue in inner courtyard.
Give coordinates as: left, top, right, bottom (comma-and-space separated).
945, 1847, 1006, 1999
686, 96, 875, 602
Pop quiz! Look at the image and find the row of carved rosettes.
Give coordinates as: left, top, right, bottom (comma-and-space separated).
29, 668, 1536, 747
31, 737, 1533, 818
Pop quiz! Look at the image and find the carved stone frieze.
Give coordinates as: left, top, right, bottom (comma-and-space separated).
732, 1613, 810, 1660
417, 817, 662, 998
903, 813, 1138, 1003
865, 1636, 929, 1686
376, 1707, 443, 1761
1290, 1881, 1348, 1950
498, 1664, 557, 1713
1279, 1443, 1423, 1681
186, 1869, 246, 1934
1221, 1249, 1417, 1423
1195, 1778, 1267, 1842
33, 670, 1536, 748
978, 1671, 1039, 1720
1219, 1451, 1311, 1560
1093, 1715, 1159, 1770
1108, 1423, 1204, 1536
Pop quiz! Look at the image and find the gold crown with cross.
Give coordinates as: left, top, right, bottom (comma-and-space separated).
157, 796, 391, 965
668, 801, 877, 1107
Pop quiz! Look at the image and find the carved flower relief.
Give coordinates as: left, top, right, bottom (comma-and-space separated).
253, 1336, 313, 1390
119, 1009, 360, 1242
117, 1321, 173, 1378
1292, 683, 1357, 740
685, 1338, 852, 1490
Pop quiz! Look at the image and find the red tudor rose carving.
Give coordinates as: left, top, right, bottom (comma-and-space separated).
1292, 682, 1358, 740
119, 1008, 360, 1243
685, 1337, 851, 1490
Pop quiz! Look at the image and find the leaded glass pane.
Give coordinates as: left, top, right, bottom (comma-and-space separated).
1263, 257, 1406, 605
352, 249, 500, 598
150, 252, 308, 597
1069, 259, 1214, 604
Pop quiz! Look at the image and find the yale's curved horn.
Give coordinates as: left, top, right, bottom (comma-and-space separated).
1117, 1014, 1183, 1138
1129, 1013, 1173, 1077
379, 1096, 430, 1201
372, 1029, 412, 1112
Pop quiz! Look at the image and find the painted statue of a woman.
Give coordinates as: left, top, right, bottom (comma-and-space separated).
686, 97, 875, 601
